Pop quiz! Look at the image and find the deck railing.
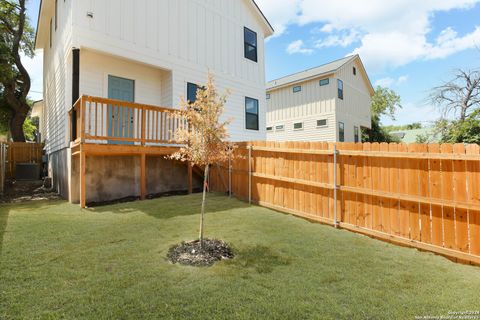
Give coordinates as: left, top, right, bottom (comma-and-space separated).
70, 96, 187, 145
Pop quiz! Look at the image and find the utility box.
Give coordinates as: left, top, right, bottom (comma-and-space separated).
15, 163, 41, 181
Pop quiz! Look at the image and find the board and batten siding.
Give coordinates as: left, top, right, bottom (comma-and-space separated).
266, 75, 337, 142
43, 0, 74, 154
335, 59, 372, 142
71, 0, 268, 141
79, 50, 169, 107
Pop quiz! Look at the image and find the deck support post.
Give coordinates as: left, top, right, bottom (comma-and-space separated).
187, 162, 193, 194
140, 153, 146, 200
80, 151, 86, 208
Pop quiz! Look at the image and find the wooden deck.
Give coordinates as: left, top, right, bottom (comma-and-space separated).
70, 96, 192, 208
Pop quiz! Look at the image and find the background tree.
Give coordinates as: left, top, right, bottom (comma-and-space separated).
169, 73, 235, 246
430, 69, 480, 144
362, 86, 402, 142
431, 69, 480, 121
0, 0, 35, 141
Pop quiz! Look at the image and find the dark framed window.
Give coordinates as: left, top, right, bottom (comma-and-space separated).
319, 78, 329, 86
317, 119, 327, 127
245, 97, 259, 130
338, 79, 344, 100
55, 0, 58, 30
354, 126, 359, 143
339, 122, 345, 142
266, 93, 270, 100
293, 86, 302, 93
293, 122, 303, 130
244, 27, 257, 62
266, 126, 273, 131
275, 124, 285, 131
353, 67, 357, 75
187, 82, 200, 103
49, 19, 52, 48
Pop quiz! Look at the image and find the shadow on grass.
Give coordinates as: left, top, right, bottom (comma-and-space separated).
227, 245, 291, 274
0, 206, 8, 254
0, 200, 67, 254
87, 192, 251, 220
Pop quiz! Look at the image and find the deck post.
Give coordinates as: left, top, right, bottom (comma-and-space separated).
80, 151, 86, 208
140, 153, 146, 200
187, 162, 193, 194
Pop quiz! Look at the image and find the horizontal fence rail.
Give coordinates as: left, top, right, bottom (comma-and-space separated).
70, 96, 187, 146
210, 141, 480, 265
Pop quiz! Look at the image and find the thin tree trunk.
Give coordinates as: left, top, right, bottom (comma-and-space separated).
199, 164, 209, 247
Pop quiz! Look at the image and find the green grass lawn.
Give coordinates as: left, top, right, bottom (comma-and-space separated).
1, 193, 480, 319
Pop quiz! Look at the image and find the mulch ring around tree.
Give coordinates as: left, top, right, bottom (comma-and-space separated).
167, 239, 234, 267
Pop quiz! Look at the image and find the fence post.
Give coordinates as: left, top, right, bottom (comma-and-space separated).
228, 152, 232, 198
0, 143, 4, 195
248, 145, 252, 204
333, 143, 338, 228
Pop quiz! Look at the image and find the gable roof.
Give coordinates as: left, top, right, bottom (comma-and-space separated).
266, 55, 374, 96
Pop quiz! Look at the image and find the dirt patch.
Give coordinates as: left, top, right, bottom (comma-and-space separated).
167, 239, 234, 267
0, 180, 61, 204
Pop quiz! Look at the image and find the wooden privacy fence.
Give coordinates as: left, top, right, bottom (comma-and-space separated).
0, 143, 7, 194
209, 141, 480, 265
5, 142, 44, 179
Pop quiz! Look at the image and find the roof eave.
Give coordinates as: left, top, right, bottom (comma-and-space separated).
250, 0, 275, 37
34, 0, 43, 50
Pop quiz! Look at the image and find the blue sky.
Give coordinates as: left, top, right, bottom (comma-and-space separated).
24, 0, 480, 125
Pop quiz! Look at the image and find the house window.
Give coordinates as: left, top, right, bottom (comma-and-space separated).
319, 78, 329, 86
338, 79, 344, 100
353, 67, 356, 75
49, 19, 52, 48
244, 27, 257, 62
187, 82, 200, 103
266, 126, 273, 131
55, 0, 58, 30
293, 86, 302, 93
317, 119, 327, 127
339, 122, 345, 142
245, 97, 259, 130
293, 122, 303, 130
354, 126, 359, 143
275, 124, 285, 131
266, 93, 270, 100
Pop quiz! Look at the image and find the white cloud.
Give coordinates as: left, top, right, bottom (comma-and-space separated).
382, 102, 441, 126
315, 29, 360, 48
21, 50, 43, 101
286, 40, 313, 55
255, 0, 480, 71
374, 75, 409, 88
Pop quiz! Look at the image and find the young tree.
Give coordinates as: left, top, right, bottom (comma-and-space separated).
0, 0, 35, 141
169, 73, 235, 246
363, 86, 402, 142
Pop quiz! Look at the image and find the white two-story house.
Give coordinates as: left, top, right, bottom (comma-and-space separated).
266, 55, 374, 142
35, 0, 273, 207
